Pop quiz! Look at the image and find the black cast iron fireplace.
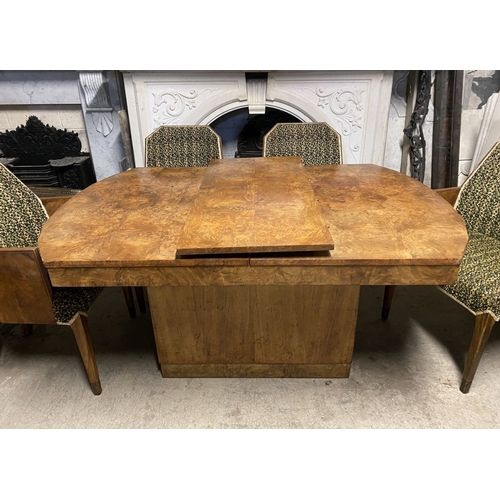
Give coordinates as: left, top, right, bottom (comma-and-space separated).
0, 115, 96, 189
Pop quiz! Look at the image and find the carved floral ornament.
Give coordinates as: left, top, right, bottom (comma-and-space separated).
297, 85, 366, 159
149, 82, 366, 162
260, 83, 368, 160
314, 87, 364, 134
152, 88, 219, 126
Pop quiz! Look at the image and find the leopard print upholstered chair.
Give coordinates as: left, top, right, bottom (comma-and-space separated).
0, 163, 103, 395
145, 125, 223, 168
28, 189, 145, 318
437, 142, 500, 393
262, 122, 343, 166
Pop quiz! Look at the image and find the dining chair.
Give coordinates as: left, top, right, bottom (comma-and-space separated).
28, 186, 146, 318
382, 141, 500, 393
262, 122, 343, 166
0, 162, 104, 394
145, 125, 223, 167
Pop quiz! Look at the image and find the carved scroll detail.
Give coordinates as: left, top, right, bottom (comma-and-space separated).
152, 88, 219, 126
309, 86, 365, 159
316, 87, 363, 135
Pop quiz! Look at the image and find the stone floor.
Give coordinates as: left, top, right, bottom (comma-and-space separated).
1, 284, 499, 429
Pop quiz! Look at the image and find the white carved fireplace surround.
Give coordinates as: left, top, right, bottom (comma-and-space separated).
123, 71, 394, 168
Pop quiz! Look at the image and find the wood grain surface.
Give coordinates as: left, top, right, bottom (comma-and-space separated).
0, 248, 55, 324
435, 186, 461, 206
45, 263, 461, 288
40, 196, 74, 217
38, 162, 468, 286
176, 157, 334, 255
39, 167, 207, 267
36, 161, 469, 378
159, 363, 351, 378
149, 284, 359, 377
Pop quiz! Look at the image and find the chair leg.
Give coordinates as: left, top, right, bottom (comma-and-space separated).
135, 287, 146, 313
381, 285, 396, 320
122, 286, 136, 318
21, 324, 34, 337
70, 313, 102, 395
461, 313, 497, 394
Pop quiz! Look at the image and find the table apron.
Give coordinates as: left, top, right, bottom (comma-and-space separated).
45, 263, 460, 287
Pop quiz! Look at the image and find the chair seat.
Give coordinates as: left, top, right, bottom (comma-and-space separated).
439, 232, 500, 320
52, 287, 103, 325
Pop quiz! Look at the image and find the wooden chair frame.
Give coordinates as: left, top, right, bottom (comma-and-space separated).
0, 247, 101, 395
382, 182, 497, 394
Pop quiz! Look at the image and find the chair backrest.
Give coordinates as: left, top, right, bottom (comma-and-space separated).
263, 122, 343, 166
0, 163, 48, 248
455, 141, 500, 239
145, 125, 223, 168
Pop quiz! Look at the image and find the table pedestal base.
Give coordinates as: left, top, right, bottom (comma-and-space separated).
160, 363, 351, 378
148, 284, 360, 378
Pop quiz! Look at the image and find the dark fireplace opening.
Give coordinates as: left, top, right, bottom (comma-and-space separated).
210, 107, 301, 159
0, 115, 96, 189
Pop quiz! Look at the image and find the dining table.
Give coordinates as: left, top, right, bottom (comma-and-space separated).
38, 156, 468, 379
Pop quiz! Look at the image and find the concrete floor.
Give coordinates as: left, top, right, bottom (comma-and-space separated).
1, 284, 499, 429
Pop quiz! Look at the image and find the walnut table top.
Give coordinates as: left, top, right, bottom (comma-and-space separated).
176, 157, 334, 256
38, 159, 468, 287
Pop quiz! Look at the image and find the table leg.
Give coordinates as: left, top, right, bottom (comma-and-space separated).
148, 284, 360, 378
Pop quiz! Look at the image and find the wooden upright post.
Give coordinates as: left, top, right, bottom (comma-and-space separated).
432, 70, 464, 188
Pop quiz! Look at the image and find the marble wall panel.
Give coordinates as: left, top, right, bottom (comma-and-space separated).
0, 71, 81, 105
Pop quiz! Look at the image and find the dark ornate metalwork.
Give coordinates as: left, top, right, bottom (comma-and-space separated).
403, 71, 431, 182
0, 115, 82, 164
62, 168, 81, 189
0, 116, 96, 189
236, 109, 300, 158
